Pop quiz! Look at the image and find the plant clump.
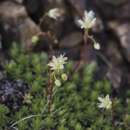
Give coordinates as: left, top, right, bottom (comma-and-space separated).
0, 44, 129, 130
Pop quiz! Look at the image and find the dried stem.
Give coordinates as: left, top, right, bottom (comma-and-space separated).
74, 30, 89, 72
83, 30, 88, 44
47, 72, 54, 112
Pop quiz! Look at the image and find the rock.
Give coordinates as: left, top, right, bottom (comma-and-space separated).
13, 0, 23, 4
94, 0, 130, 20
67, 0, 86, 16
18, 18, 41, 49
105, 39, 123, 65
23, 0, 43, 16
0, 1, 41, 50
98, 0, 128, 6
59, 32, 82, 48
107, 67, 122, 89
0, 1, 27, 19
0, 0, 23, 4
109, 22, 130, 62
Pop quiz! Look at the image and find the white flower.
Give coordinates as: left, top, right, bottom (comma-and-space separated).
77, 10, 96, 30
98, 95, 112, 109
94, 42, 100, 50
47, 8, 62, 20
48, 54, 67, 72
55, 79, 61, 86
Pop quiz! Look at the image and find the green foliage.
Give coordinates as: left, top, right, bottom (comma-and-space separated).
0, 43, 130, 130
0, 104, 9, 129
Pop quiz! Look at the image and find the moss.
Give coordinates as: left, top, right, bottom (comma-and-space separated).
0, 43, 129, 130
0, 104, 9, 129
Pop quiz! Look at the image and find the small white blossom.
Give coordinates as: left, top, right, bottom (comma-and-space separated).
77, 10, 96, 30
23, 93, 32, 104
47, 8, 62, 20
55, 79, 61, 86
48, 54, 67, 72
94, 42, 100, 50
98, 95, 112, 109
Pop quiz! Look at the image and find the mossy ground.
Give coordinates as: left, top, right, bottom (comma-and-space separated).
0, 44, 130, 130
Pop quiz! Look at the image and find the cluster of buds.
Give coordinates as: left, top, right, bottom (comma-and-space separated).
48, 54, 68, 86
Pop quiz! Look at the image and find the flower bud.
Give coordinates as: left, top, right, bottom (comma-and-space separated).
55, 79, 61, 86
61, 73, 68, 81
94, 42, 100, 50
31, 35, 39, 44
